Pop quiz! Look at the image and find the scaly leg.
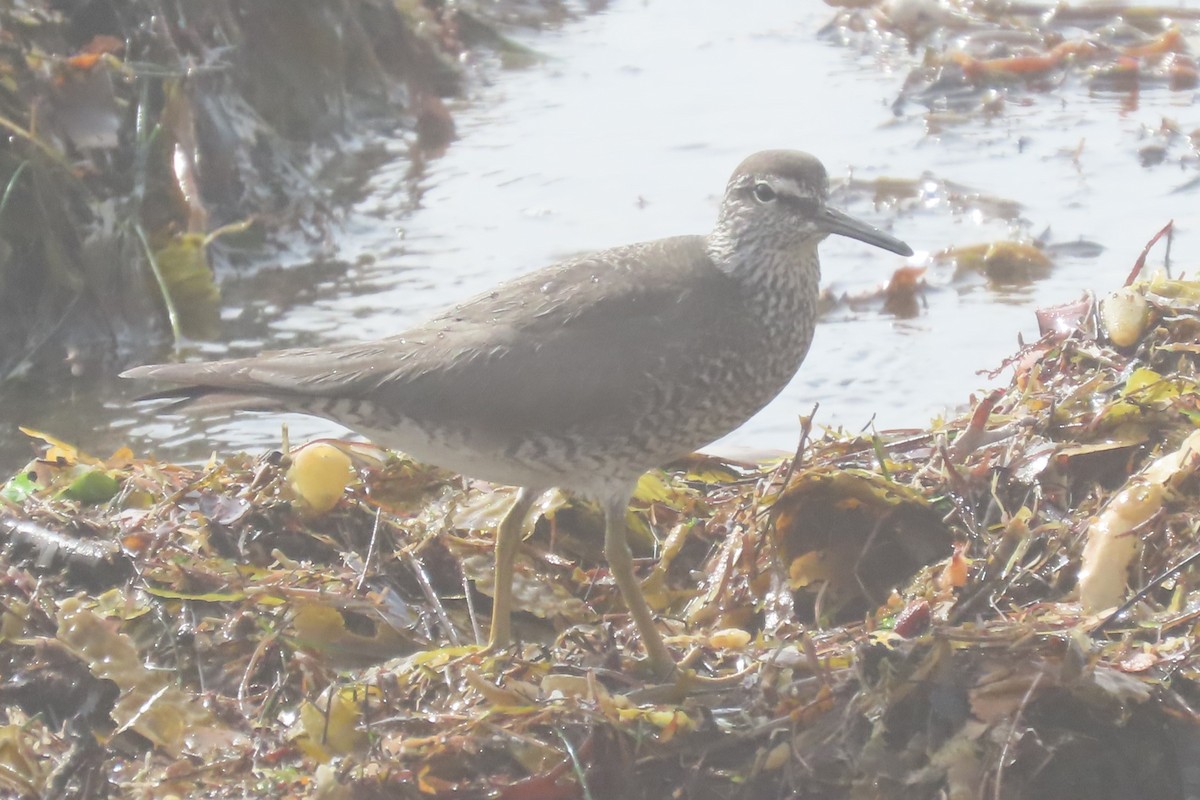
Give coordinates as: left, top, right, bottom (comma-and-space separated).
603, 493, 676, 678
487, 487, 537, 649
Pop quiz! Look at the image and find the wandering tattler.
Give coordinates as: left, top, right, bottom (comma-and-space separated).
123, 150, 913, 677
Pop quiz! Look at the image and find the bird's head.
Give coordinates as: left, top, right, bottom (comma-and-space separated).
709, 150, 912, 279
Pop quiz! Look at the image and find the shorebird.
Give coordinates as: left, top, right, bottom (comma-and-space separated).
124, 150, 913, 677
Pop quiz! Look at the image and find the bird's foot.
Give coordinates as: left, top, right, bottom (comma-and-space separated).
441, 639, 512, 672
621, 661, 758, 703
625, 644, 759, 696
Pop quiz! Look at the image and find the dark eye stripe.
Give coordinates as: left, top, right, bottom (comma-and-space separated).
788, 196, 819, 216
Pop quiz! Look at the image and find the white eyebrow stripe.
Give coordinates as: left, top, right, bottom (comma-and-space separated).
770, 176, 818, 199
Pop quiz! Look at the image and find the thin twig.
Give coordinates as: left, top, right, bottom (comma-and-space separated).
1124, 220, 1173, 286
405, 550, 460, 646
993, 671, 1043, 800
356, 507, 384, 593
554, 728, 594, 800
133, 221, 184, 346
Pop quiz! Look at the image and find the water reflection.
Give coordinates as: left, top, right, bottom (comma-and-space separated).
1, 1, 1195, 471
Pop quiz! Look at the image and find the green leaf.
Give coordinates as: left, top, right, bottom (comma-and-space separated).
63, 468, 119, 503
1, 471, 39, 504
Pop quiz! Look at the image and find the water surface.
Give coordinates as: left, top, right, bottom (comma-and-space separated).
3, 0, 1197, 468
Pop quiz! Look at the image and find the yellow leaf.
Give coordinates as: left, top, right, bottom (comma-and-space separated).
707, 628, 752, 649
18, 428, 100, 465
152, 232, 220, 339
633, 470, 672, 503
293, 686, 377, 761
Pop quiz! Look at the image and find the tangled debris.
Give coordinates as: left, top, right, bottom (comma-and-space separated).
826, 0, 1200, 105
0, 226, 1198, 799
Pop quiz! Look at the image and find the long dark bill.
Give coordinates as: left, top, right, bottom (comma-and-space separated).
822, 207, 913, 257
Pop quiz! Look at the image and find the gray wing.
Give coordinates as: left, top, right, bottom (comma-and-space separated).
124, 236, 758, 440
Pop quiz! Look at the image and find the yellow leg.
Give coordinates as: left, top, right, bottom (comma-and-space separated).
487, 487, 537, 649
603, 494, 676, 678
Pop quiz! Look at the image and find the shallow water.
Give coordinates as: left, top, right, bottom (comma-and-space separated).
2, 0, 1197, 469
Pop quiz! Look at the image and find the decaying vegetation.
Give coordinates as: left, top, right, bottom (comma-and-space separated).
1, 230, 1199, 797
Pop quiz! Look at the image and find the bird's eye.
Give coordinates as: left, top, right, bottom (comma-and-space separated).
752, 182, 776, 203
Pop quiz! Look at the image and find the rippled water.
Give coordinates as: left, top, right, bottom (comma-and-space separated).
2, 0, 1196, 469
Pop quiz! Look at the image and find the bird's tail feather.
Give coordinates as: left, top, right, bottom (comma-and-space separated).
131, 387, 289, 415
